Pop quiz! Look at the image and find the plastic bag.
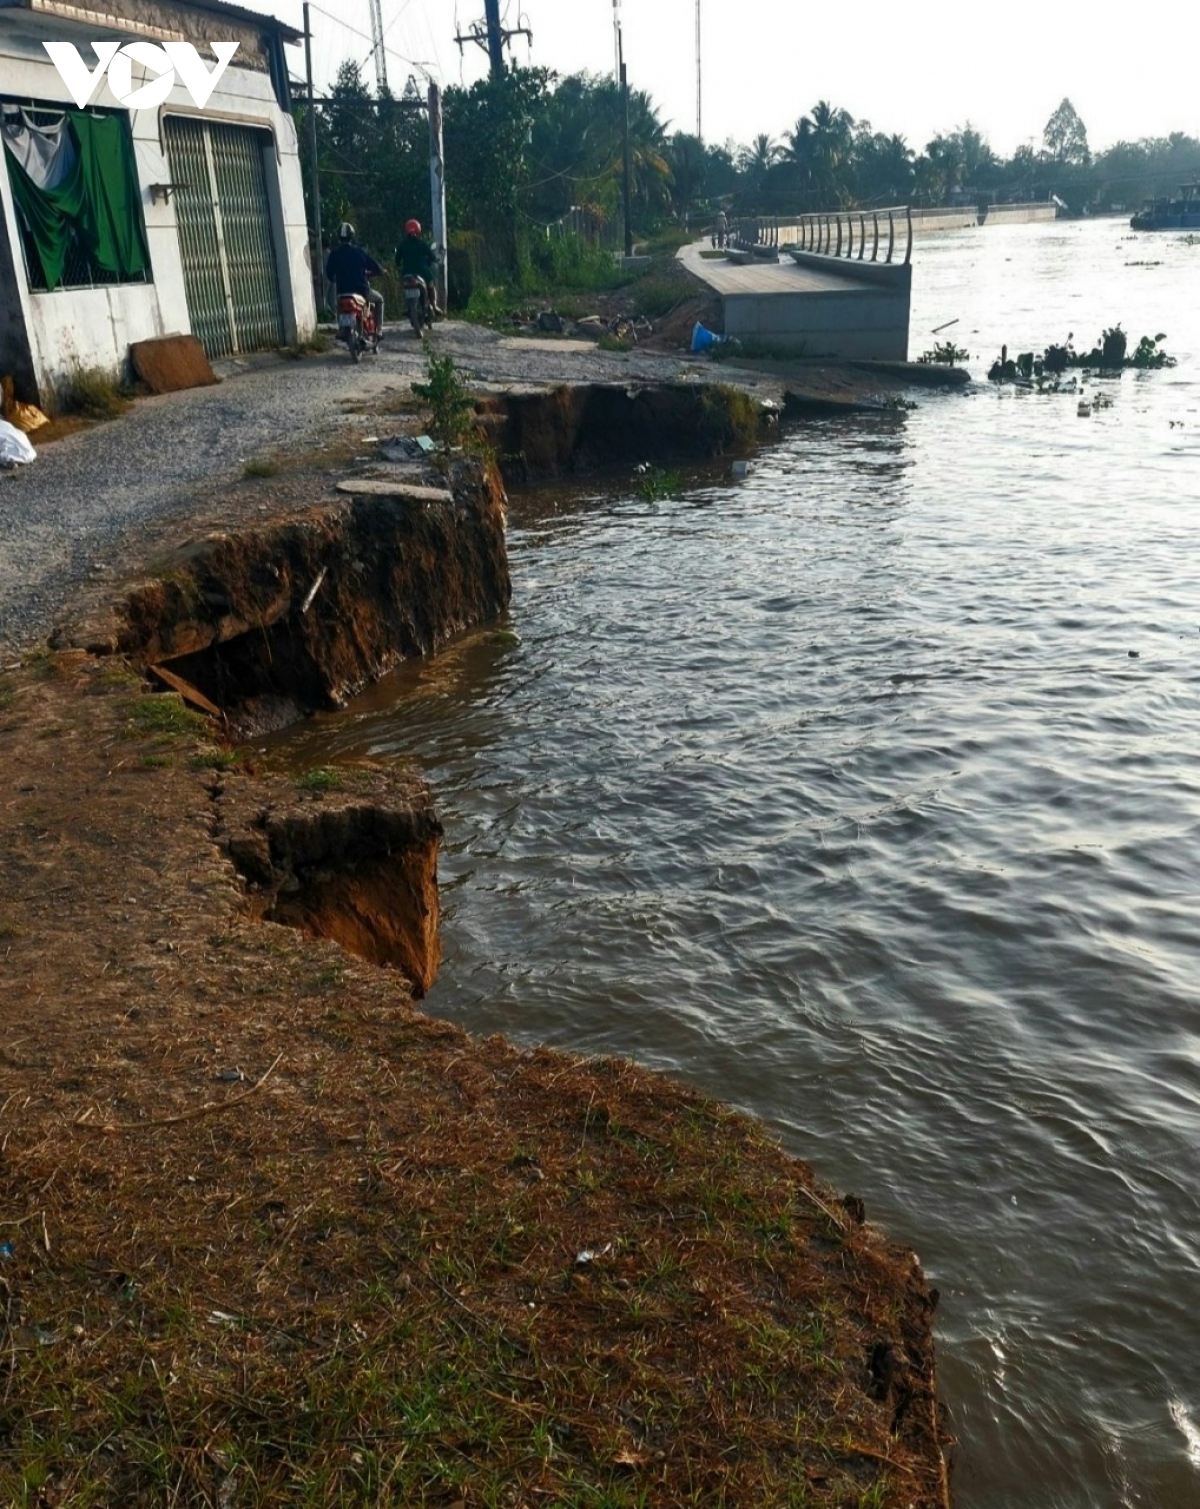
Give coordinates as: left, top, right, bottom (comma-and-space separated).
0, 418, 36, 465
1, 376, 49, 433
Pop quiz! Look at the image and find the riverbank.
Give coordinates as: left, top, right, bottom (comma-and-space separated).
0, 343, 953, 1506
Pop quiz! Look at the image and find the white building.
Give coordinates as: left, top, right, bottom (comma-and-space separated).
0, 0, 316, 403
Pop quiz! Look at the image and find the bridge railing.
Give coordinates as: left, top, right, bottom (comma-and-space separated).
731, 207, 913, 266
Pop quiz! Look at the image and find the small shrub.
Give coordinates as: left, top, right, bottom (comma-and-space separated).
635, 467, 683, 502
413, 349, 477, 447
917, 340, 970, 366
1101, 326, 1128, 366
1130, 333, 1176, 369
598, 334, 632, 353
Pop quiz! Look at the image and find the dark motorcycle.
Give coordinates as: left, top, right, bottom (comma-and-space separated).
336, 293, 379, 362
403, 275, 434, 337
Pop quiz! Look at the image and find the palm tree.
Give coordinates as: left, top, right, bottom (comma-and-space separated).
808, 100, 855, 204
739, 133, 780, 191
783, 115, 816, 200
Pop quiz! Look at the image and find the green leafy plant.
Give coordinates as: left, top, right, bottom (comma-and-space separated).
917, 340, 970, 366
635, 466, 683, 502
412, 349, 478, 446
1130, 333, 1176, 369
1101, 326, 1128, 365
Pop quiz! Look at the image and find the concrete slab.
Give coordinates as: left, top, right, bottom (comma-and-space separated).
678, 241, 868, 298
503, 337, 600, 354
336, 480, 454, 505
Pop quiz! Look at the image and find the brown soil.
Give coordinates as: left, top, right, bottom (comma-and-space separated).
0, 393, 954, 1506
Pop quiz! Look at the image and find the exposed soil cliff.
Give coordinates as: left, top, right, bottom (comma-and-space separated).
59, 459, 510, 735
476, 381, 770, 484
219, 764, 442, 995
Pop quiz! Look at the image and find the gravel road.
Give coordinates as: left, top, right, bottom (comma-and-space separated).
0, 323, 720, 649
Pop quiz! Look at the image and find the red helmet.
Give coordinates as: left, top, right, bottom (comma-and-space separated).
405, 219, 422, 236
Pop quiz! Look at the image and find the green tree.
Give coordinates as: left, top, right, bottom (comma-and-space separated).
1043, 97, 1090, 165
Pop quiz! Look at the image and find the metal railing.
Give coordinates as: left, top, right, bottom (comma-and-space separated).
730, 207, 914, 266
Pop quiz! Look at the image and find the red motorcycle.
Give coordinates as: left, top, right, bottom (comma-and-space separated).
336, 292, 379, 362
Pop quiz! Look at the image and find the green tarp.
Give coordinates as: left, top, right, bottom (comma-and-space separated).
4, 111, 150, 290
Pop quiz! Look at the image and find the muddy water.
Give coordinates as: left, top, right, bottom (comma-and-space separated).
265, 220, 1200, 1508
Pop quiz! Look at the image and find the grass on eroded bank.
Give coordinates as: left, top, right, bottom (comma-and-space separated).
2, 1035, 940, 1509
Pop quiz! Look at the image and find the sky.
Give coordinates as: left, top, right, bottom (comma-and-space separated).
259, 0, 1200, 158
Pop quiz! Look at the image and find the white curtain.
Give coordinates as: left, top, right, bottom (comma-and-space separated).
0, 109, 77, 190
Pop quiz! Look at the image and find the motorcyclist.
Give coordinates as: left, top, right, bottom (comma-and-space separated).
395, 219, 441, 318
324, 222, 384, 336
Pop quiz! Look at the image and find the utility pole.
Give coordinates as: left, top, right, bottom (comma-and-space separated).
483, 0, 504, 77
612, 0, 621, 80
428, 81, 449, 313
368, 0, 387, 92
455, 3, 532, 79
302, 1, 324, 313
619, 26, 633, 259
695, 0, 702, 140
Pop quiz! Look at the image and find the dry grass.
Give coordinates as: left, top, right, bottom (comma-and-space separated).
0, 657, 949, 1509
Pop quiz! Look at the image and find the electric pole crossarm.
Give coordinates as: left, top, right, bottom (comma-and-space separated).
454, 1, 532, 77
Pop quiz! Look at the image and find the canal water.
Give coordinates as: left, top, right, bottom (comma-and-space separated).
265, 219, 1200, 1508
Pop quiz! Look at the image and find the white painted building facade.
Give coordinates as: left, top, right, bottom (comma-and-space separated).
0, 0, 315, 403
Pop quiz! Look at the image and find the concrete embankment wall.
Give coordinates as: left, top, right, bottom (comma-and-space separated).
909, 203, 1057, 234
724, 253, 912, 361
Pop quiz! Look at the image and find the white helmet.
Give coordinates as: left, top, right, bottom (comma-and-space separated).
338, 222, 356, 242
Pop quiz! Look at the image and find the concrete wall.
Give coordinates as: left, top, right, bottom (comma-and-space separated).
908, 203, 1057, 234
0, 13, 315, 402
723, 285, 911, 360
981, 203, 1057, 226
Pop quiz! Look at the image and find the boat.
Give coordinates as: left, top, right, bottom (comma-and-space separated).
1130, 182, 1200, 230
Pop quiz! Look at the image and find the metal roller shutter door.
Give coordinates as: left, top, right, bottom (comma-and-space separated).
163, 117, 285, 359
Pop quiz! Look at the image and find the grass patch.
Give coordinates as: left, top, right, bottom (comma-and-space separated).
462, 233, 637, 328
598, 334, 633, 353
189, 748, 241, 772
124, 694, 210, 741
242, 456, 281, 479
88, 659, 143, 695
699, 384, 762, 454
631, 275, 687, 320
54, 365, 133, 420
296, 765, 342, 793
21, 647, 72, 682
138, 753, 172, 769
281, 333, 331, 359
